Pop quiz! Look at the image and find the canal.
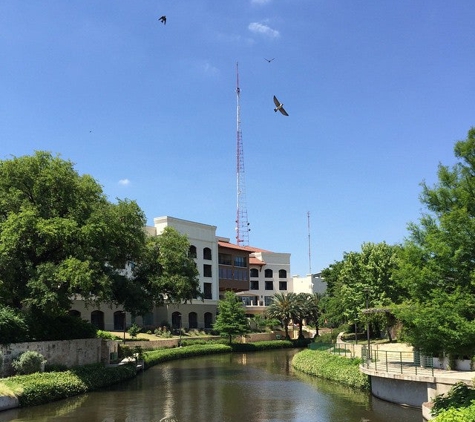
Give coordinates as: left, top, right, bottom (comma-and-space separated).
0, 349, 422, 422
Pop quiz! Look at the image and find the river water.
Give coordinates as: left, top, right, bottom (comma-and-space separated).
0, 349, 422, 422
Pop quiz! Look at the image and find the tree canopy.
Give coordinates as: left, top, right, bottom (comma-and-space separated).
130, 226, 202, 315
393, 128, 475, 355
0, 152, 147, 316
320, 242, 403, 337
213, 291, 249, 344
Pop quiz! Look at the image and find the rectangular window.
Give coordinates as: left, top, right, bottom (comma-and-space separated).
279, 281, 287, 291
250, 280, 259, 290
264, 296, 273, 306
203, 283, 212, 299
203, 264, 212, 277
265, 281, 273, 290
234, 256, 247, 268
218, 253, 232, 265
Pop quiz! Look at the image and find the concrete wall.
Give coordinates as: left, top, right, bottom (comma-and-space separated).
0, 339, 117, 377
371, 376, 430, 407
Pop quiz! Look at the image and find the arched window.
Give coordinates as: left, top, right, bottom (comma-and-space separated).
264, 269, 273, 278
172, 312, 182, 330
204, 312, 213, 329
203, 247, 212, 260
114, 311, 125, 331
189, 245, 197, 258
250, 268, 259, 278
91, 310, 104, 330
279, 269, 287, 278
68, 310, 81, 317
189, 312, 198, 329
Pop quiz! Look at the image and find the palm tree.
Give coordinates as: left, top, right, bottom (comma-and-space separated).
266, 292, 298, 340
302, 293, 322, 338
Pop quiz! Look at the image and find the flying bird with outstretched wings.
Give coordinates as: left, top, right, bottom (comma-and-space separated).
159, 15, 166, 25
264, 58, 275, 63
273, 96, 289, 116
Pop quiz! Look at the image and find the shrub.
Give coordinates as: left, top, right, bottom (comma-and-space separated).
143, 344, 231, 368
433, 402, 475, 422
292, 349, 369, 390
12, 351, 46, 375
96, 330, 121, 340
26, 311, 97, 341
432, 382, 475, 416
3, 363, 136, 407
127, 323, 141, 339
0, 307, 29, 344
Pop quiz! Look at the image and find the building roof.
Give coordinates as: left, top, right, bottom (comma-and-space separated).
217, 240, 252, 252
249, 256, 266, 266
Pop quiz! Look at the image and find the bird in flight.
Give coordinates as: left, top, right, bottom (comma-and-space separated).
159, 15, 166, 25
273, 96, 289, 116
264, 58, 275, 63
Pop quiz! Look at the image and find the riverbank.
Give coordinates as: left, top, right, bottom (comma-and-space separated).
291, 348, 370, 390
0, 340, 296, 411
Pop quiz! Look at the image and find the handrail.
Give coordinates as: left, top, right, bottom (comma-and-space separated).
361, 346, 434, 376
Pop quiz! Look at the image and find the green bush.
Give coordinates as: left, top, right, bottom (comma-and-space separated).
96, 330, 121, 340
292, 349, 369, 390
143, 344, 231, 368
432, 382, 475, 417
127, 323, 141, 339
3, 363, 136, 407
26, 311, 97, 341
433, 402, 475, 422
12, 351, 46, 375
231, 340, 294, 352
0, 307, 29, 344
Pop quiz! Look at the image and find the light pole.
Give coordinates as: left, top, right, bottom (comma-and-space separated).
178, 313, 182, 347
122, 311, 126, 343
364, 288, 371, 364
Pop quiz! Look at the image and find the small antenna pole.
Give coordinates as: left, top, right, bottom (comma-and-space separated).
307, 211, 312, 274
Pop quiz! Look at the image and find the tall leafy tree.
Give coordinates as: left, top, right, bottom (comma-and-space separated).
213, 291, 249, 344
394, 128, 475, 356
0, 152, 146, 315
130, 226, 202, 315
320, 242, 403, 334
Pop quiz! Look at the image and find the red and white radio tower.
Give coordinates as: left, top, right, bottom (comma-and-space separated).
235, 62, 250, 246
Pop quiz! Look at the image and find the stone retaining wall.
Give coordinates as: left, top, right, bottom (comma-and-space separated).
0, 339, 117, 377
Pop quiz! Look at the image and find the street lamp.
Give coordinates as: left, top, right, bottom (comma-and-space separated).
364, 287, 371, 364
122, 311, 126, 343
178, 313, 182, 347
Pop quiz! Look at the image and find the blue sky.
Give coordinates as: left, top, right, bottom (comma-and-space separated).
1, 1, 474, 276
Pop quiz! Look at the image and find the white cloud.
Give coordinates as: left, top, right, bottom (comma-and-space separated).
118, 179, 131, 186
248, 22, 280, 39
198, 61, 220, 77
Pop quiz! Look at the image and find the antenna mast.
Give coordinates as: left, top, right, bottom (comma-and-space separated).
307, 211, 312, 274
235, 62, 250, 246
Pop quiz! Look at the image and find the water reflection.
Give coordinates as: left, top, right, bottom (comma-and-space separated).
0, 349, 421, 422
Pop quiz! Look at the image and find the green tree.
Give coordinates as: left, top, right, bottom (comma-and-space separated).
213, 291, 250, 344
266, 292, 298, 340
320, 242, 403, 336
394, 128, 475, 355
0, 152, 146, 315
130, 227, 202, 315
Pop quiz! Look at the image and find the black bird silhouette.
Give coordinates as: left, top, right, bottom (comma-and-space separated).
159, 15, 166, 25
264, 57, 275, 63
273, 95, 289, 116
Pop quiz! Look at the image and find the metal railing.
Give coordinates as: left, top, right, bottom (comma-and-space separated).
361, 346, 434, 376
308, 342, 435, 376
308, 342, 359, 358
